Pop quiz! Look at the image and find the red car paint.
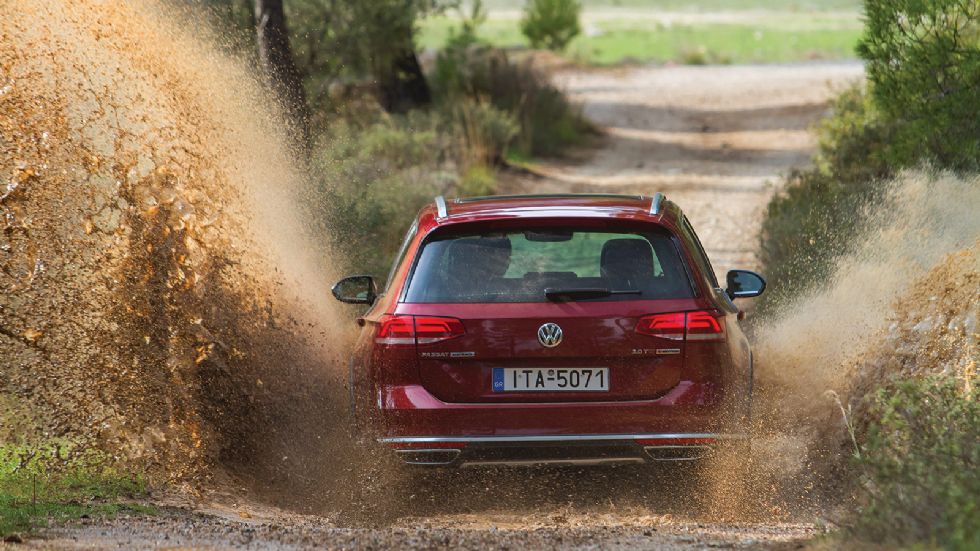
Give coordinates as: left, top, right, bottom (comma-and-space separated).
333, 194, 765, 466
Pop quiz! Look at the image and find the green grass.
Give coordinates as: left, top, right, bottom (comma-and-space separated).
0, 499, 156, 537
472, 0, 862, 11
420, 8, 863, 65
569, 24, 860, 65
504, 148, 534, 166
0, 445, 154, 536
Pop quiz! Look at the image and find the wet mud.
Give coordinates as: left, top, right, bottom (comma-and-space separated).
0, 0, 348, 489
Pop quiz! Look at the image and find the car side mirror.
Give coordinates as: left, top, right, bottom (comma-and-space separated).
331, 275, 377, 305
726, 269, 766, 299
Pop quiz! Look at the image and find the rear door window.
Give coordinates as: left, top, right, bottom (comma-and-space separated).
680, 216, 719, 288
383, 219, 418, 293
403, 227, 693, 303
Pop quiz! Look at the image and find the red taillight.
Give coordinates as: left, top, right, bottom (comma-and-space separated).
376, 315, 416, 345
375, 315, 465, 346
685, 310, 724, 341
635, 312, 685, 340
414, 316, 465, 344
635, 310, 725, 342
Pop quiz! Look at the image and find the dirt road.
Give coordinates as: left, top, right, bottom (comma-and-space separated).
513, 61, 863, 274
33, 466, 824, 550
23, 62, 862, 550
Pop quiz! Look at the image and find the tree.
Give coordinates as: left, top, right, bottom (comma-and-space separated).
857, 0, 980, 171
366, 17, 432, 114
254, 0, 311, 148
336, 1, 434, 113
520, 0, 582, 52
279, 0, 441, 114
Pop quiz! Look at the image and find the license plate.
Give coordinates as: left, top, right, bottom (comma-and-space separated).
492, 368, 609, 392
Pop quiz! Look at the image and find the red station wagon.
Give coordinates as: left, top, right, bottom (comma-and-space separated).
332, 193, 766, 467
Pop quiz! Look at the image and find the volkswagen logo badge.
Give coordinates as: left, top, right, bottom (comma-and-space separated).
537, 322, 563, 348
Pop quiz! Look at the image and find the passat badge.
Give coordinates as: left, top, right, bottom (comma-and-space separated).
537, 323, 563, 348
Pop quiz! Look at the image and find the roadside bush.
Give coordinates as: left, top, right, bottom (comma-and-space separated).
520, 0, 582, 52
679, 46, 732, 66
858, 0, 980, 171
447, 98, 519, 168
311, 116, 449, 279
458, 164, 496, 197
311, 103, 515, 279
757, 86, 895, 315
853, 376, 979, 550
758, 0, 980, 315
433, 44, 593, 157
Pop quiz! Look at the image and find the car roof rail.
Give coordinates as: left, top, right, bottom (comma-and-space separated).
649, 192, 666, 215
455, 193, 645, 203
436, 193, 663, 218
434, 195, 448, 219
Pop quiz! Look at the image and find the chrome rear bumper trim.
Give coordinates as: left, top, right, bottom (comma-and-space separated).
379, 433, 747, 444
461, 457, 645, 468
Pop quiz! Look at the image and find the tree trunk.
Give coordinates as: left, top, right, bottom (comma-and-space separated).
376, 48, 432, 114
254, 0, 311, 150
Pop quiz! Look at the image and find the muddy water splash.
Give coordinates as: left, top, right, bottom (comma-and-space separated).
0, 0, 348, 484
742, 170, 979, 513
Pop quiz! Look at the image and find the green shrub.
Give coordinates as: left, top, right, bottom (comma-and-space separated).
458, 164, 496, 197
757, 86, 895, 315
431, 1, 485, 104
432, 0, 592, 158
679, 46, 732, 66
446, 97, 519, 168
520, 0, 582, 52
433, 45, 593, 157
310, 103, 512, 279
858, 0, 980, 171
853, 376, 979, 550
758, 0, 980, 315
311, 116, 450, 279
809, 85, 896, 182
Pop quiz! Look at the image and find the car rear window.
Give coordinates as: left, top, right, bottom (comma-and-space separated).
402, 227, 694, 303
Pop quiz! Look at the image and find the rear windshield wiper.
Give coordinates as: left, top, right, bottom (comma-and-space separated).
544, 287, 642, 301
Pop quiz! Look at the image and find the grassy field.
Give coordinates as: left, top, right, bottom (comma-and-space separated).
0, 445, 153, 537
465, 0, 862, 11
419, 1, 863, 65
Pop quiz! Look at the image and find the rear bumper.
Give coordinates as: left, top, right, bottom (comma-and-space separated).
372, 380, 748, 466
378, 380, 737, 436
381, 433, 748, 466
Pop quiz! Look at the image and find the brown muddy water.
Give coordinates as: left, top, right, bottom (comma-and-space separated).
1, 0, 977, 545
0, 0, 350, 490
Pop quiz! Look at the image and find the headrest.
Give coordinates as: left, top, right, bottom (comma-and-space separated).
600, 238, 654, 281
445, 237, 512, 279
